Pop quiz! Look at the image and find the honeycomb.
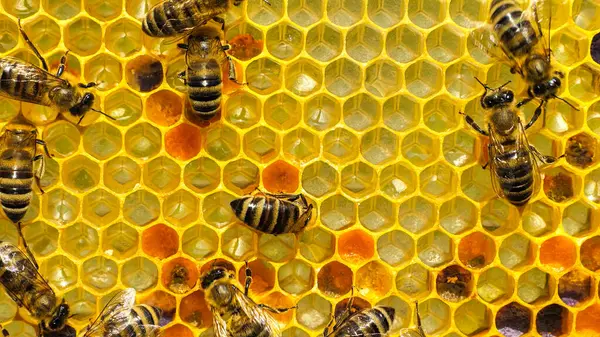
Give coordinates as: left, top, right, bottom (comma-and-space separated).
0, 0, 599, 336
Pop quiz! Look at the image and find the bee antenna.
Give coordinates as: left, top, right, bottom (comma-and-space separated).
497, 80, 511, 90
91, 108, 116, 120
552, 95, 580, 111
474, 77, 491, 91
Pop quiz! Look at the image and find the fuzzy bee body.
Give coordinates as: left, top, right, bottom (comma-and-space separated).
142, 0, 234, 38
81, 288, 162, 337
0, 21, 108, 125
0, 240, 73, 336
490, 0, 538, 58
329, 306, 396, 337
0, 116, 48, 223
179, 27, 234, 121
230, 192, 313, 235
118, 304, 163, 337
473, 0, 577, 125
461, 79, 561, 207
201, 264, 294, 337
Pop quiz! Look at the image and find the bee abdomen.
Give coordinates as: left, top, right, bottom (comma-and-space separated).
142, 0, 227, 37
120, 304, 162, 337
334, 306, 396, 337
187, 59, 223, 120
231, 196, 301, 235
490, 0, 538, 57
0, 58, 45, 103
496, 158, 534, 206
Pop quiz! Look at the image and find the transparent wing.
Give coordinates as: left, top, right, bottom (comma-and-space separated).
0, 56, 66, 105
147, 0, 212, 37
0, 242, 54, 311
487, 128, 507, 200
236, 289, 281, 337
529, 0, 552, 62
517, 120, 541, 195
82, 288, 137, 337
469, 25, 524, 75
211, 307, 229, 337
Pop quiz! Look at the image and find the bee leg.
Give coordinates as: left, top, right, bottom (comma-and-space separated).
323, 317, 335, 337
244, 261, 253, 296
18, 222, 39, 270
296, 203, 313, 229
524, 101, 544, 130
415, 301, 425, 336
17, 19, 48, 71
227, 56, 245, 85
35, 139, 52, 158
529, 145, 562, 165
213, 16, 226, 31
78, 82, 97, 89
177, 43, 188, 50
459, 111, 488, 136
516, 97, 533, 109
177, 71, 187, 85
257, 303, 297, 314
56, 50, 70, 78
33, 154, 45, 194
0, 324, 9, 337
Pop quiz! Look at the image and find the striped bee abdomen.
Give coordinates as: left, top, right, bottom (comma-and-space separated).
0, 57, 47, 105
119, 304, 162, 337
495, 149, 534, 206
490, 0, 538, 57
333, 306, 396, 337
187, 59, 222, 120
142, 0, 228, 37
231, 195, 302, 235
0, 148, 34, 223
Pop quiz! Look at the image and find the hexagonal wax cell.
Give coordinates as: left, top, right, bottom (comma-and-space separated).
476, 266, 513, 303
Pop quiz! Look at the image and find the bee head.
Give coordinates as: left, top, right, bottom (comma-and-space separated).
482, 90, 514, 109
48, 300, 70, 331
69, 92, 95, 118
201, 267, 234, 289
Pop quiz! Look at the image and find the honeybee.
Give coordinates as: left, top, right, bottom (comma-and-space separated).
201, 261, 295, 337
230, 190, 313, 235
460, 78, 561, 206
177, 24, 239, 122
142, 0, 270, 39
324, 296, 396, 337
0, 113, 52, 269
0, 20, 113, 124
0, 240, 75, 337
81, 288, 162, 337
472, 0, 578, 126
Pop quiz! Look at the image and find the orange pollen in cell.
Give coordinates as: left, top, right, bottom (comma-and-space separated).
263, 160, 300, 193
165, 123, 202, 160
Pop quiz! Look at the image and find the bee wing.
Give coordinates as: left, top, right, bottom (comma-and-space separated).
0, 57, 67, 105
210, 307, 229, 337
529, 0, 553, 62
235, 289, 281, 337
517, 120, 541, 195
469, 25, 524, 75
82, 288, 137, 337
487, 128, 508, 200
0, 242, 54, 310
